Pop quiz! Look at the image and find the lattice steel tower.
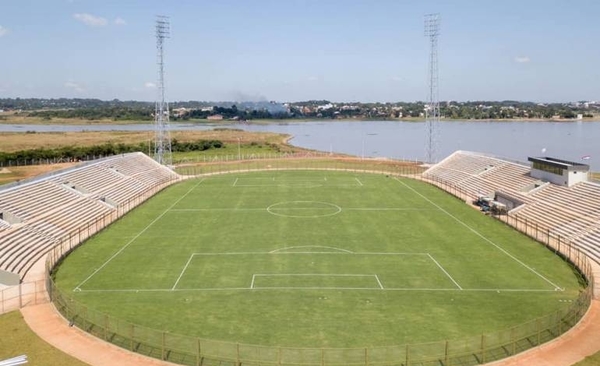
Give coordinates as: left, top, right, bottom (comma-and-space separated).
154, 16, 172, 166
424, 13, 440, 163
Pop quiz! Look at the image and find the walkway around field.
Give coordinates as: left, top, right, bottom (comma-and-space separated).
21, 303, 178, 366
20, 298, 600, 366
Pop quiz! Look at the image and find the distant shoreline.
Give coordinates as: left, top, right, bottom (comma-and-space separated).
0, 116, 598, 126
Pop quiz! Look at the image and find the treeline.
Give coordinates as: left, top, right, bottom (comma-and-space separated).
174, 105, 284, 121
28, 107, 153, 121
0, 139, 224, 164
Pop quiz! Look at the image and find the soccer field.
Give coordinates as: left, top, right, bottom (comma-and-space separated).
54, 171, 582, 350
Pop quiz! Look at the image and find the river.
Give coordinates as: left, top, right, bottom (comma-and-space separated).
1, 120, 598, 171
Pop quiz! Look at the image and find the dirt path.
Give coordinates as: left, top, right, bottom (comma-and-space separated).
21, 303, 177, 366
20, 299, 600, 366
489, 299, 600, 366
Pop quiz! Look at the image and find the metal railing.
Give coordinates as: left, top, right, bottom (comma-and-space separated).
41, 158, 594, 366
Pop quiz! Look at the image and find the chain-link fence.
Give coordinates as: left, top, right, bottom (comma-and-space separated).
40, 158, 594, 366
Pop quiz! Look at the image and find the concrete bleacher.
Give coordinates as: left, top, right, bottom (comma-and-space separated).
0, 152, 180, 280
423, 151, 600, 264
0, 181, 83, 221
423, 151, 537, 196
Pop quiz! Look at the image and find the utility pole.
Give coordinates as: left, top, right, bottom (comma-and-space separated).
154, 15, 172, 166
424, 13, 440, 164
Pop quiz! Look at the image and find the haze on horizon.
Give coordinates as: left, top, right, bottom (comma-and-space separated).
0, 0, 598, 104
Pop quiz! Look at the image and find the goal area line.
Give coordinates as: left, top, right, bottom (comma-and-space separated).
250, 273, 385, 290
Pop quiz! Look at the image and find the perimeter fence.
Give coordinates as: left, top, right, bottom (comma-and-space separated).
42, 157, 594, 366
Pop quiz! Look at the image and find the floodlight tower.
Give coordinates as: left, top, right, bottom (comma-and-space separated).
154, 16, 172, 166
424, 13, 440, 164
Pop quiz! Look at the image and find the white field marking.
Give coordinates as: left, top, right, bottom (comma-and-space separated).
75, 287, 562, 293
233, 183, 323, 188
353, 252, 430, 255
427, 254, 462, 290
395, 178, 563, 291
170, 208, 265, 212
269, 246, 354, 254
324, 176, 327, 181
232, 177, 239, 186
192, 252, 272, 256
267, 201, 342, 218
251, 274, 382, 290
171, 254, 195, 290
355, 177, 364, 186
375, 275, 384, 289
189, 251, 426, 255
269, 207, 336, 210
343, 208, 438, 211
73, 179, 205, 291
253, 273, 377, 276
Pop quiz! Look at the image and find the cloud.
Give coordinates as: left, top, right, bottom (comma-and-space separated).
514, 56, 530, 63
114, 17, 127, 26
64, 81, 85, 93
73, 13, 107, 27
144, 82, 156, 88
0, 25, 9, 37
391, 76, 404, 82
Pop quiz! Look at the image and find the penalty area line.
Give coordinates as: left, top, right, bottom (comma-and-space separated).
427, 254, 462, 290
171, 254, 195, 290
73, 178, 205, 292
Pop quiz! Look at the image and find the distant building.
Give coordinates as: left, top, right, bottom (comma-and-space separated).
207, 114, 223, 121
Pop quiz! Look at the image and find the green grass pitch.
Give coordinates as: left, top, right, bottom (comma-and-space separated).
54, 171, 583, 348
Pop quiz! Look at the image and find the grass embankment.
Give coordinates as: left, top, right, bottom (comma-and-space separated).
0, 130, 291, 153
0, 311, 88, 366
0, 129, 309, 184
0, 114, 149, 125
574, 352, 600, 366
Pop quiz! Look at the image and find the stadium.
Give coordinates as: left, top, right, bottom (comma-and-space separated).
1, 150, 599, 366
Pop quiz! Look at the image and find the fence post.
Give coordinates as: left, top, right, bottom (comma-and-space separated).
481, 334, 486, 363
511, 326, 516, 355
104, 314, 109, 340
537, 318, 541, 346
162, 331, 166, 360
321, 348, 325, 366
19, 283, 22, 308
197, 338, 202, 366
236, 343, 240, 366
130, 323, 134, 351
365, 347, 368, 366
445, 340, 449, 366
557, 310, 563, 335
405, 344, 410, 366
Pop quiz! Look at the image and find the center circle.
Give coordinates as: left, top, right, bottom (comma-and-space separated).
266, 201, 342, 218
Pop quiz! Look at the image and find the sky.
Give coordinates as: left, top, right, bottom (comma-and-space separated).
0, 0, 599, 103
